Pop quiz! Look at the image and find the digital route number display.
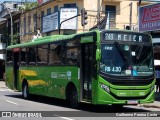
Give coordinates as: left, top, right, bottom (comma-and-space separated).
103, 32, 150, 42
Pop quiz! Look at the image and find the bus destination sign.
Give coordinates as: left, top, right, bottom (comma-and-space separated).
103, 32, 150, 42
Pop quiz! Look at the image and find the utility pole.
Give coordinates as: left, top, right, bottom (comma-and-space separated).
97, 0, 100, 29
129, 2, 132, 30
139, 0, 142, 7
105, 12, 110, 29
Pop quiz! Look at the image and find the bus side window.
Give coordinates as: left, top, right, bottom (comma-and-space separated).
37, 45, 48, 65
28, 47, 36, 65
66, 47, 78, 64
7, 50, 13, 66
65, 40, 78, 65
49, 44, 61, 65
20, 48, 27, 65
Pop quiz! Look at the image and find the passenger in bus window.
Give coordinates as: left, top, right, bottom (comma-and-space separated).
66, 48, 78, 64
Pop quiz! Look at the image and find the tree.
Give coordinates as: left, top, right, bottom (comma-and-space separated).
11, 33, 19, 45
18, 2, 38, 12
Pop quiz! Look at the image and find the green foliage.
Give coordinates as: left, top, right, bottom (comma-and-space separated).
18, 2, 38, 12
8, 33, 19, 45
11, 33, 19, 45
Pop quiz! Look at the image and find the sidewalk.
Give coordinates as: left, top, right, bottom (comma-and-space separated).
141, 92, 160, 109
0, 80, 160, 109
0, 80, 7, 89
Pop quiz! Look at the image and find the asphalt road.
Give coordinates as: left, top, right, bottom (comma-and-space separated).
0, 87, 160, 120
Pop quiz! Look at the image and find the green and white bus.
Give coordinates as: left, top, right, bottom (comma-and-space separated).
5, 30, 155, 108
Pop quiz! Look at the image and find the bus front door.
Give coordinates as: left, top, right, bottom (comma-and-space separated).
13, 51, 19, 90
81, 43, 93, 102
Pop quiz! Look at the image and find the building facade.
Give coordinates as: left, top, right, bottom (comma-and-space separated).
0, 1, 24, 80
19, 0, 155, 43
138, 2, 160, 67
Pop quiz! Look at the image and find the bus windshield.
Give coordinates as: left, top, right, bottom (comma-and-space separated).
100, 43, 154, 76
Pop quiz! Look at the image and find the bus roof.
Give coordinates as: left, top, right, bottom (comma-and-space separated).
6, 30, 99, 50
6, 29, 150, 50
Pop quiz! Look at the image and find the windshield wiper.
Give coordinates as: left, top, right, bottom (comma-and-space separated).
114, 41, 128, 61
136, 44, 143, 59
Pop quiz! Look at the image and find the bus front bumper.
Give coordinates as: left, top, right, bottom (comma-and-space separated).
95, 86, 155, 105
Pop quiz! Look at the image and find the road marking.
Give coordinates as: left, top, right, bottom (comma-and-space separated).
6, 100, 18, 105
54, 114, 74, 120
0, 89, 5, 91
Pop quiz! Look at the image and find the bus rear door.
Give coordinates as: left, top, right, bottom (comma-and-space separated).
13, 48, 20, 90
80, 43, 93, 102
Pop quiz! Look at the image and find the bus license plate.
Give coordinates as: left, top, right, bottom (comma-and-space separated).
127, 100, 138, 104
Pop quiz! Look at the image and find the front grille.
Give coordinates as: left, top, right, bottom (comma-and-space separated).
110, 91, 151, 100
110, 80, 152, 86
100, 72, 154, 86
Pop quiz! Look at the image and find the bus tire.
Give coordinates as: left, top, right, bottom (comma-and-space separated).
22, 82, 29, 99
69, 87, 79, 108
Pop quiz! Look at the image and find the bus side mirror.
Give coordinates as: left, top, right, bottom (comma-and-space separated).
96, 49, 101, 61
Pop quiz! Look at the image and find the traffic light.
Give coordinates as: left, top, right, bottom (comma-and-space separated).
81, 8, 88, 26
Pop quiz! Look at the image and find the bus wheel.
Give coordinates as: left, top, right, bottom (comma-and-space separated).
22, 82, 29, 99
69, 87, 79, 108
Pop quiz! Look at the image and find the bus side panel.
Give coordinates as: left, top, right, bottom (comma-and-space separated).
19, 67, 46, 95
6, 67, 14, 90
19, 66, 79, 99
47, 66, 79, 99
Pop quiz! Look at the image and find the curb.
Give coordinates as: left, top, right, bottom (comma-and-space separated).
0, 81, 6, 88
141, 104, 160, 109
0, 86, 7, 88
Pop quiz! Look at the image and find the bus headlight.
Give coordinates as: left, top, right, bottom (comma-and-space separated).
100, 84, 110, 93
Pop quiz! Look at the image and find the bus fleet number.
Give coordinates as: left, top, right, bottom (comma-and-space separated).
105, 66, 121, 73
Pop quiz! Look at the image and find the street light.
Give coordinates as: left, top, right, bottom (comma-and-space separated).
97, 0, 100, 29
0, 1, 13, 46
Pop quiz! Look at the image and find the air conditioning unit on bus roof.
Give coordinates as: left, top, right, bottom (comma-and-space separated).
132, 24, 138, 31
124, 24, 138, 31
